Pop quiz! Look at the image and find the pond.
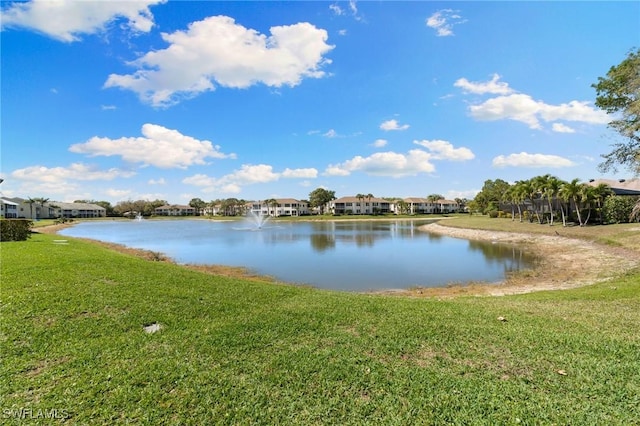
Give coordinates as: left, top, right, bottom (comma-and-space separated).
59, 219, 535, 292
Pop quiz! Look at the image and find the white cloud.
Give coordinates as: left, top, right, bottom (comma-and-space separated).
69, 123, 236, 169
101, 105, 117, 111
106, 188, 133, 199
104, 16, 334, 107
552, 123, 576, 133
281, 168, 318, 178
183, 164, 317, 194
380, 119, 409, 131
11, 162, 135, 182
329, 4, 344, 15
454, 74, 514, 95
1, 0, 164, 42
148, 178, 166, 185
324, 149, 435, 177
372, 139, 388, 148
330, 1, 361, 20
446, 189, 480, 200
468, 93, 608, 129
426, 9, 466, 37
492, 152, 576, 168
324, 129, 339, 138
413, 139, 475, 161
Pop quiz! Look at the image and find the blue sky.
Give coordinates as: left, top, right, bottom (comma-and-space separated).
1, 1, 638, 205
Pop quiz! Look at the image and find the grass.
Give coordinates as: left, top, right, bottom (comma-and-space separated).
1, 219, 639, 424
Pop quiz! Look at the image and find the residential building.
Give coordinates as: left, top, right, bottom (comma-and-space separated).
249, 199, 310, 217
325, 196, 392, 215
55, 201, 106, 218
0, 198, 18, 218
154, 204, 196, 216
3, 198, 105, 219
587, 178, 640, 196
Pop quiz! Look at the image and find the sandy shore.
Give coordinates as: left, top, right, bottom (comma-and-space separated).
400, 223, 639, 297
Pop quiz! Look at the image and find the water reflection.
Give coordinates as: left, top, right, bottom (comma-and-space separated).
467, 240, 529, 273
59, 219, 536, 291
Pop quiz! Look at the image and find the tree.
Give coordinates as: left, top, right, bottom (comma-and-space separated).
473, 179, 510, 214
603, 195, 639, 224
540, 175, 563, 226
426, 194, 444, 214
220, 198, 238, 216
561, 178, 586, 226
33, 197, 50, 219
355, 193, 365, 214
395, 199, 409, 215
580, 185, 597, 226
189, 198, 207, 216
366, 193, 374, 214
593, 48, 640, 174
519, 179, 540, 223
309, 188, 336, 214
591, 182, 613, 224
264, 198, 278, 216
25, 197, 36, 219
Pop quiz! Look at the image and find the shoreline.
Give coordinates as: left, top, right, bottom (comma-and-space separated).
396, 222, 638, 297
34, 220, 638, 298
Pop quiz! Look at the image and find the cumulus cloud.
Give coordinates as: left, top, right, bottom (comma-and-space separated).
104, 16, 334, 107
69, 123, 236, 169
281, 168, 318, 178
10, 162, 135, 184
426, 9, 466, 37
492, 152, 576, 168
148, 178, 166, 185
324, 149, 435, 177
468, 93, 608, 129
183, 164, 318, 194
552, 123, 576, 133
454, 74, 514, 95
413, 139, 475, 161
380, 119, 409, 131
372, 139, 388, 148
0, 0, 164, 42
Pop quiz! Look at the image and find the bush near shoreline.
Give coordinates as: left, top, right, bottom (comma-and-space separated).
2, 217, 639, 424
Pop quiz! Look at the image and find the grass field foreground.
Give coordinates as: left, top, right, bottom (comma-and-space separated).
1, 219, 639, 424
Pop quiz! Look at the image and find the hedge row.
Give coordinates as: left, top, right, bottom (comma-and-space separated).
0, 219, 33, 241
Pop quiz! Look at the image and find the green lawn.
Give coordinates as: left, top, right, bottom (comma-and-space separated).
2, 221, 639, 424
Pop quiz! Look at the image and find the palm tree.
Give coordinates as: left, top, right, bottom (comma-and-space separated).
33, 197, 50, 219
25, 197, 36, 219
580, 185, 597, 226
532, 174, 552, 224
264, 198, 278, 217
543, 175, 563, 226
366, 193, 374, 214
561, 178, 585, 226
355, 193, 365, 215
502, 186, 517, 220
519, 179, 539, 223
591, 183, 613, 224
426, 193, 443, 214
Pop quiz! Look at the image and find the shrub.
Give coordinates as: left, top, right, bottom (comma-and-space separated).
603, 196, 639, 224
488, 210, 499, 218
0, 219, 33, 241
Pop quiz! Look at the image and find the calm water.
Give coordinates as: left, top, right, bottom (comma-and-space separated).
59, 219, 534, 291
